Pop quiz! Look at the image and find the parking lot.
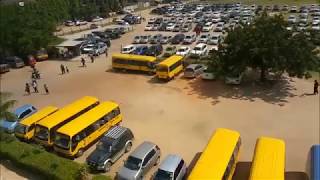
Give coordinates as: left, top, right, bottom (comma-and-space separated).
1, 2, 319, 180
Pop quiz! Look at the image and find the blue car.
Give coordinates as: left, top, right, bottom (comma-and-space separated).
133, 45, 148, 55
0, 104, 37, 133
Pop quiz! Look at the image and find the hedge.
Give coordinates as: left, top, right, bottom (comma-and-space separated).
0, 131, 86, 180
92, 175, 113, 180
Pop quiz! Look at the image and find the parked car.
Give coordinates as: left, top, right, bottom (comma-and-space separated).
75, 20, 87, 26
0, 104, 37, 133
146, 44, 163, 56
65, 20, 75, 26
171, 34, 185, 44
93, 42, 108, 55
105, 29, 121, 39
172, 24, 182, 32
184, 64, 207, 78
133, 45, 149, 55
183, 34, 196, 44
117, 141, 161, 180
181, 23, 192, 32
163, 46, 177, 57
122, 45, 136, 54
133, 36, 141, 44
145, 24, 153, 31
35, 48, 48, 61
202, 22, 214, 32
0, 60, 10, 73
150, 34, 163, 44
160, 35, 172, 44
91, 16, 103, 22
190, 43, 208, 58
288, 15, 297, 23
152, 154, 187, 180
86, 126, 134, 172
81, 44, 95, 54
290, 6, 298, 13
5, 56, 25, 68
166, 23, 175, 31
215, 22, 224, 32
225, 73, 244, 85
140, 35, 151, 44
198, 34, 210, 43
207, 34, 222, 45
90, 23, 99, 29
201, 67, 216, 80
312, 22, 320, 31
176, 46, 191, 57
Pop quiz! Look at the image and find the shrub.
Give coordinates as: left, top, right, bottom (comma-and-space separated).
0, 131, 85, 180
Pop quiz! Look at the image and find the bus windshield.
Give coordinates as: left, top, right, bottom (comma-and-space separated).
154, 169, 173, 180
125, 156, 142, 170
55, 133, 70, 149
157, 65, 168, 72
35, 126, 49, 141
15, 124, 28, 134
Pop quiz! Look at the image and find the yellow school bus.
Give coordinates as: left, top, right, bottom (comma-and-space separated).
34, 96, 99, 147
14, 106, 58, 141
249, 137, 286, 180
53, 101, 122, 157
188, 128, 241, 180
112, 53, 157, 73
156, 55, 183, 80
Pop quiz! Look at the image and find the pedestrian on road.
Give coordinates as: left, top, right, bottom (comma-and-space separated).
60, 64, 65, 74
105, 50, 108, 57
66, 66, 69, 73
90, 54, 94, 63
25, 83, 30, 95
32, 81, 38, 93
44, 84, 49, 94
81, 57, 86, 67
314, 80, 319, 95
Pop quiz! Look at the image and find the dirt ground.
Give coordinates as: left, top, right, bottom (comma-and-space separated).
1, 8, 319, 180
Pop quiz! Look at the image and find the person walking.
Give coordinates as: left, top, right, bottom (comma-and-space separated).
60, 64, 65, 74
66, 66, 69, 73
81, 57, 86, 67
25, 83, 30, 95
105, 50, 108, 57
314, 80, 319, 95
32, 80, 38, 93
44, 84, 49, 94
90, 54, 94, 63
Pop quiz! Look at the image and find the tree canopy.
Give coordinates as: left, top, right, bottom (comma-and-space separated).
0, 92, 17, 120
216, 12, 320, 81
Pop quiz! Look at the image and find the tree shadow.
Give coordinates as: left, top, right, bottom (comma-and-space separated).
186, 76, 297, 106
0, 159, 43, 180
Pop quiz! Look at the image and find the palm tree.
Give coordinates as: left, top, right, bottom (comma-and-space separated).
0, 92, 17, 120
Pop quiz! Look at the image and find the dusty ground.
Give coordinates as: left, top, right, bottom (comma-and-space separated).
1, 8, 319, 180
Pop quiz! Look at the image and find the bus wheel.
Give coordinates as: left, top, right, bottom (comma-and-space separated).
125, 142, 132, 153
76, 149, 84, 157
103, 162, 112, 172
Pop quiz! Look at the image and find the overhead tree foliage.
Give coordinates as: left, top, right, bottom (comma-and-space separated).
216, 12, 319, 81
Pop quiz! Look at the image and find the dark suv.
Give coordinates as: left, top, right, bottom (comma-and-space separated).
86, 126, 134, 172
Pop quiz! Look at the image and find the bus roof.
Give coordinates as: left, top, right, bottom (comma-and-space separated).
158, 55, 183, 67
188, 128, 240, 180
312, 144, 320, 180
20, 106, 58, 126
56, 101, 119, 137
112, 53, 157, 62
249, 137, 285, 180
36, 96, 99, 129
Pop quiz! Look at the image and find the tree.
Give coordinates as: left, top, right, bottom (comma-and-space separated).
0, 92, 17, 120
216, 12, 319, 81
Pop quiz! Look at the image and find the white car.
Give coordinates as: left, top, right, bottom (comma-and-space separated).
207, 34, 222, 45
288, 15, 296, 23
183, 34, 196, 44
176, 46, 191, 56
133, 36, 141, 44
145, 24, 153, 31
190, 43, 208, 57
121, 45, 136, 54
166, 23, 175, 31
212, 17, 221, 23
225, 73, 244, 85
201, 68, 216, 80
202, 22, 214, 32
92, 16, 103, 22
313, 17, 320, 24
214, 22, 224, 32
198, 34, 210, 43
312, 23, 320, 31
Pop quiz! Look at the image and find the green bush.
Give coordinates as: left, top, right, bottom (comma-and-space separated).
0, 131, 85, 180
92, 175, 113, 180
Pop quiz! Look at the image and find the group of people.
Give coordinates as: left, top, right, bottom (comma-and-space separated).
25, 68, 49, 95
60, 64, 69, 74
81, 54, 96, 67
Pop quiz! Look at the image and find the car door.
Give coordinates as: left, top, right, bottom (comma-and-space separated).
174, 160, 185, 180
141, 149, 156, 175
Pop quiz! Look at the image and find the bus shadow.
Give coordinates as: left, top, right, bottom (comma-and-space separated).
186, 152, 202, 177
232, 161, 251, 180
105, 69, 153, 77
147, 76, 169, 84
285, 172, 309, 180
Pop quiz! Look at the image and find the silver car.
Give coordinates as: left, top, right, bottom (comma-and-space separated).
184, 64, 207, 78
152, 154, 187, 180
117, 141, 161, 180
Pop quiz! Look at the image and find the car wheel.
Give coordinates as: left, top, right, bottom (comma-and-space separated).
103, 161, 112, 172
76, 148, 84, 157
125, 142, 132, 153
154, 156, 160, 166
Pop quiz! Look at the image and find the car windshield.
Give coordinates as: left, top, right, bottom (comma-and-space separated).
211, 36, 218, 40
200, 35, 207, 38
194, 47, 202, 51
154, 169, 173, 180
35, 126, 49, 141
185, 68, 194, 72
54, 133, 70, 149
166, 47, 173, 51
96, 140, 113, 152
124, 156, 142, 170
134, 36, 140, 39
15, 124, 27, 134
178, 48, 186, 52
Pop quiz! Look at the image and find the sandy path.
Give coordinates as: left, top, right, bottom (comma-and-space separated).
0, 8, 319, 180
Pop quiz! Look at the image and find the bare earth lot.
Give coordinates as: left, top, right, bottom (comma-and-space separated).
1, 8, 319, 180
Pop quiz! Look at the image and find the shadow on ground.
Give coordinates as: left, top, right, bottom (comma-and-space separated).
186, 76, 298, 106
0, 160, 43, 180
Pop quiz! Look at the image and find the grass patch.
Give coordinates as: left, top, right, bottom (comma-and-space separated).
92, 175, 113, 180
48, 36, 66, 46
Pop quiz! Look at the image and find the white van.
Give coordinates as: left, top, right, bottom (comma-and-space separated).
121, 45, 136, 54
